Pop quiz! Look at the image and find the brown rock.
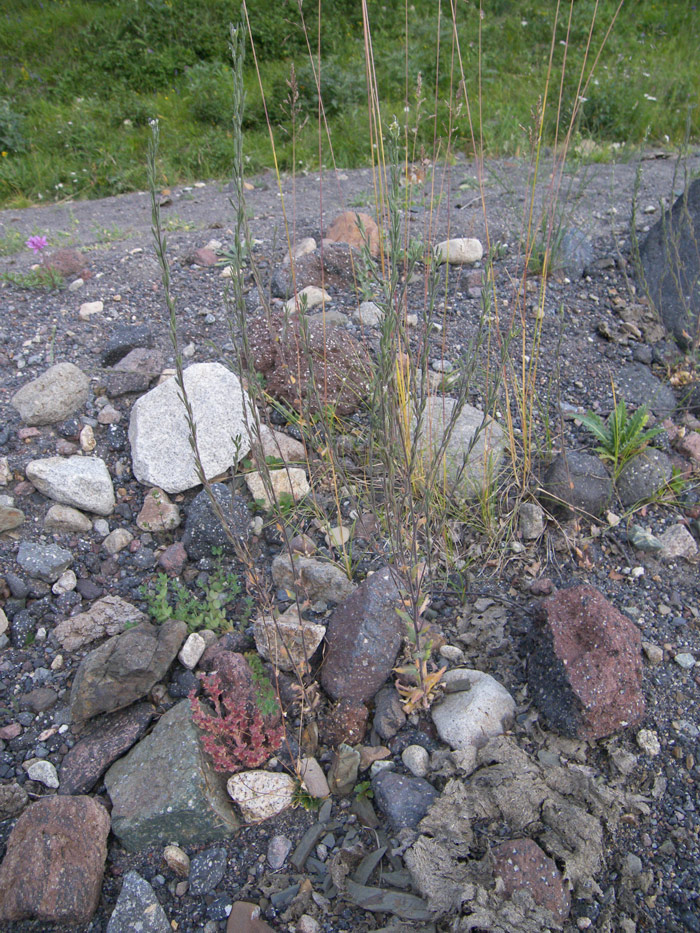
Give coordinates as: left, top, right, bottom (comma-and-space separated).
246, 312, 371, 416
528, 585, 645, 739
41, 248, 87, 277
192, 247, 218, 266
0, 782, 29, 820
272, 242, 361, 297
327, 211, 380, 256
20, 686, 58, 713
158, 541, 188, 574
492, 838, 571, 921
321, 567, 403, 703
0, 795, 109, 924
227, 901, 276, 933
321, 699, 370, 746
69, 619, 187, 722
137, 487, 181, 532
677, 430, 700, 462
59, 701, 155, 795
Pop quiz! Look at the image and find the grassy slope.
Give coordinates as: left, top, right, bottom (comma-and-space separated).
0, 0, 697, 208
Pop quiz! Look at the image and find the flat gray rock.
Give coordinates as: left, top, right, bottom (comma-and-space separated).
128, 362, 253, 494
16, 541, 72, 584
11, 362, 89, 426
106, 871, 170, 933
25, 455, 115, 515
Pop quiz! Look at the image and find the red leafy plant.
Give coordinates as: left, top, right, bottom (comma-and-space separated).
190, 670, 286, 773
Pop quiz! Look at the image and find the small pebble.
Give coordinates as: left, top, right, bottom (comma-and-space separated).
674, 652, 696, 670
636, 729, 661, 757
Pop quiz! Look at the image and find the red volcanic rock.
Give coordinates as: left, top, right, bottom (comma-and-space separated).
528, 584, 644, 739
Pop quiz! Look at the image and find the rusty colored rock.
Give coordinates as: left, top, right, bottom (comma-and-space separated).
528, 584, 644, 739
492, 838, 571, 921
246, 311, 371, 416
321, 698, 369, 747
0, 795, 110, 924
327, 211, 380, 256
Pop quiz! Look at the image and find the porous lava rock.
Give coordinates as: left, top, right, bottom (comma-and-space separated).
528, 584, 644, 739
321, 567, 402, 704
491, 838, 571, 922
246, 311, 371, 416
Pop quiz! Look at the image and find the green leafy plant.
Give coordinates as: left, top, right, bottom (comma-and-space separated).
140, 562, 252, 635
2, 267, 64, 289
578, 398, 664, 479
353, 780, 374, 801
291, 781, 323, 812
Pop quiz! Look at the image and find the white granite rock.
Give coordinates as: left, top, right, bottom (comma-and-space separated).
431, 669, 515, 773
128, 362, 253, 494
26, 455, 115, 515
227, 771, 296, 822
658, 524, 698, 560
52, 570, 77, 596
11, 362, 89, 426
415, 397, 506, 498
352, 301, 383, 327
44, 504, 93, 533
178, 632, 207, 670
53, 595, 148, 651
435, 237, 483, 265
163, 844, 190, 878
256, 424, 307, 463
285, 285, 330, 314
244, 468, 310, 510
79, 300, 103, 320
25, 760, 59, 789
254, 605, 325, 673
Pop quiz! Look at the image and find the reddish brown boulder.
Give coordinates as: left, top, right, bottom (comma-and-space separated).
528, 585, 644, 739
271, 242, 362, 298
41, 248, 88, 278
227, 901, 275, 933
492, 838, 571, 921
321, 698, 369, 746
327, 211, 381, 256
321, 567, 403, 704
246, 311, 371, 416
0, 795, 110, 924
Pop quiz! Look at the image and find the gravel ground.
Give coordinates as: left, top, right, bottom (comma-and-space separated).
0, 150, 699, 932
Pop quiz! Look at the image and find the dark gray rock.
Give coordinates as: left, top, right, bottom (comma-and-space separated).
106, 871, 170, 933
16, 541, 72, 584
616, 448, 673, 506
556, 227, 594, 278
69, 620, 187, 723
372, 685, 407, 741
614, 363, 676, 416
104, 700, 239, 851
59, 702, 155, 795
102, 326, 155, 367
182, 483, 250, 561
638, 177, 700, 347
541, 450, 612, 518
10, 610, 34, 648
321, 567, 403, 704
188, 846, 228, 895
371, 770, 438, 830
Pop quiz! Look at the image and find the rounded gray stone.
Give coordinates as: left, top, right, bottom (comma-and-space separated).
11, 362, 89, 426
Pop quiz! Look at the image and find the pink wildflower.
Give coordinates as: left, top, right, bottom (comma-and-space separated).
25, 235, 48, 253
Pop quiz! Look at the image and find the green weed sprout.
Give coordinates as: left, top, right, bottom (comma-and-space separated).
578, 398, 664, 479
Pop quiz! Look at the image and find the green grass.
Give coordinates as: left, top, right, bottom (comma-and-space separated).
0, 0, 698, 207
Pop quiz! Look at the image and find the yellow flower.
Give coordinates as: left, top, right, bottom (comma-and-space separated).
1, 152, 7, 158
